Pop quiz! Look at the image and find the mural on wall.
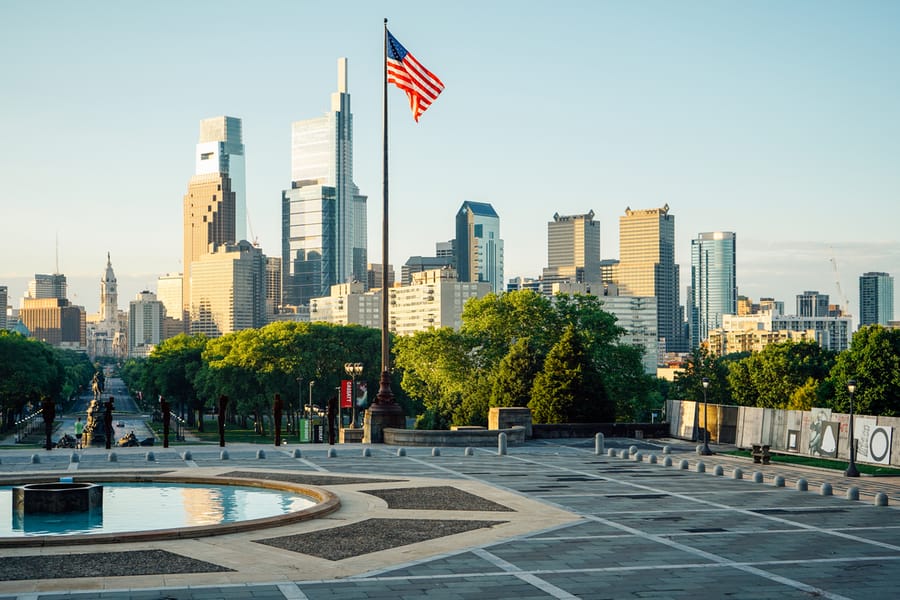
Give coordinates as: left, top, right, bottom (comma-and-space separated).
855, 417, 893, 465
787, 429, 800, 452
808, 408, 839, 458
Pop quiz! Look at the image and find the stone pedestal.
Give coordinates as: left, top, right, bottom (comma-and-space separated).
340, 428, 364, 443
489, 407, 533, 438
13, 482, 103, 514
363, 403, 405, 444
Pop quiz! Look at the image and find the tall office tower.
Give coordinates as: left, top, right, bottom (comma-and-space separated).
19, 298, 85, 346
436, 240, 454, 258
156, 273, 183, 321
183, 117, 240, 322
614, 205, 684, 352
455, 201, 504, 294
542, 211, 601, 295
28, 273, 67, 300
366, 263, 395, 290
189, 241, 267, 337
0, 285, 7, 330
690, 232, 737, 349
859, 272, 894, 327
265, 256, 282, 318
128, 291, 164, 357
282, 58, 367, 306
796, 291, 830, 317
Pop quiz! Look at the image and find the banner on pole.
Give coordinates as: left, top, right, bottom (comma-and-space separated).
341, 380, 353, 408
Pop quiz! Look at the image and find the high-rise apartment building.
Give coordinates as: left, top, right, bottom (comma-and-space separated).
389, 268, 491, 336
128, 291, 164, 357
28, 273, 67, 300
690, 232, 737, 349
282, 58, 367, 306
613, 205, 684, 352
366, 263, 395, 291
455, 201, 504, 294
796, 291, 830, 317
0, 285, 7, 330
182, 117, 241, 322
156, 274, 183, 322
189, 240, 267, 337
266, 256, 282, 319
543, 211, 602, 293
859, 272, 894, 327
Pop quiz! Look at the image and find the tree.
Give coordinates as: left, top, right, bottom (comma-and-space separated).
727, 341, 835, 409
0, 332, 65, 430
145, 334, 208, 429
826, 325, 900, 416
490, 337, 540, 408
529, 325, 612, 423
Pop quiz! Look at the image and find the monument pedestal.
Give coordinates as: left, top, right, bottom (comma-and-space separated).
363, 403, 405, 444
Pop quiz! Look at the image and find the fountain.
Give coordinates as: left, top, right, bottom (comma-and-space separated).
13, 481, 103, 515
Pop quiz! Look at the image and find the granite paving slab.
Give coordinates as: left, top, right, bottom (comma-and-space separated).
0, 550, 233, 582
362, 485, 514, 511
218, 470, 405, 486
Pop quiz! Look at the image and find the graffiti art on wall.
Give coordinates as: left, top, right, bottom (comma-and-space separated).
808, 408, 839, 458
855, 417, 893, 465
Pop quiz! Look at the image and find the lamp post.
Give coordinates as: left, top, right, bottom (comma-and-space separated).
700, 377, 713, 455
344, 362, 363, 428
307, 380, 315, 443
845, 379, 859, 477
296, 376, 302, 439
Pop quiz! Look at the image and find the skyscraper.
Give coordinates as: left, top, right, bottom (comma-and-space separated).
859, 272, 894, 327
0, 285, 7, 330
614, 205, 684, 351
796, 291, 830, 317
690, 232, 737, 349
282, 58, 367, 306
543, 211, 601, 294
196, 116, 246, 241
28, 273, 67, 300
455, 201, 504, 294
128, 291, 164, 357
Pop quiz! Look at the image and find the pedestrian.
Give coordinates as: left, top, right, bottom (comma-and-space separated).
74, 416, 84, 449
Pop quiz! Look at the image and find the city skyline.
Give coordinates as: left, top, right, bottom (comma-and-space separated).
3, 2, 899, 324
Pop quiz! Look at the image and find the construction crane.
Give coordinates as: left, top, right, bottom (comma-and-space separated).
829, 248, 850, 316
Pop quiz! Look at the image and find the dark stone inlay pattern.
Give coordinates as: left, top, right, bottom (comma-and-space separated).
0, 550, 233, 582
255, 517, 506, 560
218, 471, 405, 486
362, 485, 515, 511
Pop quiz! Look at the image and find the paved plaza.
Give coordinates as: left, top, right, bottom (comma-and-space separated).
1, 437, 900, 599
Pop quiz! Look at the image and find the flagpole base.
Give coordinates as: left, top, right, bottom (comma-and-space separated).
363, 370, 406, 443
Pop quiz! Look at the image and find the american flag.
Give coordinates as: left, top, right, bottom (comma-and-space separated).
386, 29, 444, 122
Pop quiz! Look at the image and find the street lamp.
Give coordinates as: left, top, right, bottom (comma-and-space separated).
344, 362, 364, 428
845, 379, 859, 477
700, 377, 713, 455
295, 376, 302, 439
307, 380, 315, 443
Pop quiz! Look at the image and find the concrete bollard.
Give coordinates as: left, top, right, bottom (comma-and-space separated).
820, 483, 833, 496
292, 448, 302, 458
607, 448, 616, 457
432, 448, 441, 457
663, 456, 673, 467
256, 449, 266, 459
773, 476, 785, 487
146, 451, 155, 462
220, 450, 229, 460
875, 493, 889, 507
714, 465, 724, 476
327, 448, 337, 458
649, 454, 658, 464
629, 445, 638, 455
696, 445, 704, 455
498, 432, 508, 456
662, 445, 671, 454
732, 468, 743, 480
182, 451, 192, 461
753, 471, 764, 483
846, 486, 860, 501
70, 453, 79, 463
633, 452, 643, 462
795, 478, 808, 492
362, 448, 371, 457
107, 452, 117, 462
621, 449, 630, 459
397, 447, 406, 457
679, 459, 689, 470
465, 447, 474, 456
30, 454, 40, 464
595, 433, 605, 455
695, 462, 706, 473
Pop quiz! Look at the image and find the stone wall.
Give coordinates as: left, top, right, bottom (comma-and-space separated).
531, 422, 669, 439
488, 407, 532, 438
382, 426, 526, 447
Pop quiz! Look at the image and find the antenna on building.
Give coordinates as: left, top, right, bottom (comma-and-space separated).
55, 232, 60, 274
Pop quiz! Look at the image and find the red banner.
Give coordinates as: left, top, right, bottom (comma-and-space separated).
340, 380, 353, 408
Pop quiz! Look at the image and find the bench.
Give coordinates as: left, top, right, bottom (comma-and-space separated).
751, 444, 771, 465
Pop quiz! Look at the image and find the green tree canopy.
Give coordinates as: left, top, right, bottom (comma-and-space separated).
727, 340, 835, 409
826, 325, 900, 416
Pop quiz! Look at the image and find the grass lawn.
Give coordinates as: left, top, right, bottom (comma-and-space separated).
724, 450, 900, 476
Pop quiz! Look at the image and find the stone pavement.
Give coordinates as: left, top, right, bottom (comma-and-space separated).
1, 437, 900, 599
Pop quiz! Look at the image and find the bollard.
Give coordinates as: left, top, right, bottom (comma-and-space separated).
30, 454, 40, 464
397, 447, 406, 457
465, 447, 474, 456
607, 448, 616, 457
107, 452, 117, 462
695, 462, 706, 473
629, 445, 638, 455
732, 468, 743, 480
846, 486, 859, 501
220, 450, 230, 460
432, 448, 441, 457
633, 452, 643, 462
182, 451, 192, 461
327, 448, 337, 458
292, 448, 302, 458
662, 445, 671, 455
146, 451, 155, 462
649, 454, 658, 464
679, 459, 689, 470
695, 444, 704, 455
621, 449, 630, 459
498, 432, 508, 456
362, 448, 371, 457
773, 476, 785, 487
663, 456, 673, 467
595, 433, 605, 455
874, 493, 889, 507
70, 453, 79, 463
820, 483, 832, 496
714, 465, 724, 476
753, 471, 764, 483
256, 449, 266, 459
795, 478, 808, 492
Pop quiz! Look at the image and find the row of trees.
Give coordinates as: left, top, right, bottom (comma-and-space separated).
671, 325, 900, 417
0, 331, 95, 431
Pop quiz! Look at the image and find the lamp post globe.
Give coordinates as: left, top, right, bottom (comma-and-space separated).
700, 377, 713, 456
845, 379, 859, 477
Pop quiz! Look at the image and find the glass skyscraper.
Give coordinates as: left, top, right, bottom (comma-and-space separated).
690, 231, 737, 349
282, 58, 367, 306
859, 271, 894, 327
455, 201, 504, 294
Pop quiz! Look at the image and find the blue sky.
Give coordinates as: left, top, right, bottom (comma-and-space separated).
2, 1, 898, 323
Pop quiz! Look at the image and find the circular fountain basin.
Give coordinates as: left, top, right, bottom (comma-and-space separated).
13, 482, 103, 515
